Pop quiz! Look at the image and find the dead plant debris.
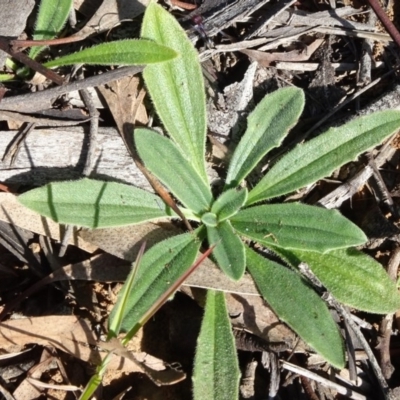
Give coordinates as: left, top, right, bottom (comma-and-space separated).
0, 0, 400, 399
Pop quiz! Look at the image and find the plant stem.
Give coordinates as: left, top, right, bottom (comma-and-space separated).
366, 0, 400, 49
0, 37, 65, 85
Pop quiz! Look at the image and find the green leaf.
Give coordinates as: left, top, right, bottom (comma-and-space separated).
226, 87, 304, 188
279, 247, 400, 314
141, 3, 208, 183
108, 242, 146, 339
135, 128, 213, 215
193, 290, 240, 400
201, 212, 218, 228
29, 0, 72, 60
211, 187, 248, 222
248, 110, 400, 204
43, 39, 177, 68
18, 178, 175, 228
231, 203, 367, 252
110, 233, 201, 333
207, 221, 245, 281
246, 247, 344, 368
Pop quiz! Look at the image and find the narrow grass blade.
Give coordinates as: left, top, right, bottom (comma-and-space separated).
44, 39, 177, 67
79, 352, 112, 400
18, 178, 176, 228
231, 203, 367, 252
141, 3, 208, 183
193, 290, 240, 400
108, 242, 146, 339
135, 128, 213, 215
248, 110, 400, 204
246, 247, 344, 368
226, 87, 304, 188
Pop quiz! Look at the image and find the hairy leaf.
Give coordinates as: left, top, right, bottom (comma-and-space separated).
246, 247, 344, 368
141, 3, 208, 183
135, 128, 213, 215
201, 212, 218, 228
231, 203, 366, 252
211, 187, 247, 222
226, 87, 304, 188
193, 290, 240, 400
110, 233, 201, 333
207, 221, 245, 281
44, 39, 177, 67
29, 0, 72, 60
278, 247, 400, 314
18, 178, 175, 228
248, 110, 400, 204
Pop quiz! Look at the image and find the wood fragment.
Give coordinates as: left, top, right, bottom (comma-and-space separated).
378, 247, 400, 380
233, 328, 289, 353
0, 67, 144, 113
281, 361, 368, 400
0, 127, 152, 190
239, 358, 257, 399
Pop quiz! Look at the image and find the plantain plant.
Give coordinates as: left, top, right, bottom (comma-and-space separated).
17, 1, 400, 395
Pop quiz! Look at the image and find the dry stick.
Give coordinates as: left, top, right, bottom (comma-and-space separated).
368, 155, 396, 217
281, 361, 368, 400
0, 66, 144, 112
325, 295, 392, 400
80, 88, 100, 177
318, 132, 398, 209
366, 0, 400, 49
300, 375, 320, 400
299, 66, 399, 143
118, 89, 193, 232
343, 315, 358, 383
268, 352, 280, 398
131, 151, 193, 232
0, 37, 64, 86
378, 247, 400, 380
9, 35, 84, 50
239, 359, 257, 399
298, 263, 391, 400
358, 10, 376, 86
58, 87, 100, 258
2, 122, 36, 167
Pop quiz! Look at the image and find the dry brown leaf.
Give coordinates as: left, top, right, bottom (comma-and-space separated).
0, 315, 99, 362
100, 338, 186, 386
13, 348, 68, 400
79, 223, 181, 261
226, 293, 300, 348
241, 38, 324, 66
0, 315, 180, 382
98, 75, 148, 141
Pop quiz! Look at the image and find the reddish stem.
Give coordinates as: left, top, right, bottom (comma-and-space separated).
0, 37, 64, 85
366, 0, 400, 49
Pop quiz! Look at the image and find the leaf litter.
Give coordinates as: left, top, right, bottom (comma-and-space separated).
0, 0, 400, 399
